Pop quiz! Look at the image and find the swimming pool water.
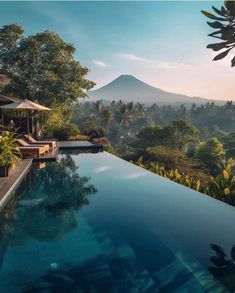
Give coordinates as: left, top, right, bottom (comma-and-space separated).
0, 152, 234, 292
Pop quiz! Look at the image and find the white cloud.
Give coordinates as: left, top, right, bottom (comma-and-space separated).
116, 53, 148, 62
92, 59, 109, 68
115, 53, 191, 70
109, 50, 235, 100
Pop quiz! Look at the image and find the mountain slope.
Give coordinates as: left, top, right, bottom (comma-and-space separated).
87, 75, 208, 105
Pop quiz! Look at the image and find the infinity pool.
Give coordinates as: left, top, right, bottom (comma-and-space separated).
0, 152, 234, 292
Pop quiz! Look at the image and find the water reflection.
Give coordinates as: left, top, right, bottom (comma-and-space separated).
209, 244, 235, 291
0, 155, 97, 244
22, 256, 116, 293
0, 175, 30, 241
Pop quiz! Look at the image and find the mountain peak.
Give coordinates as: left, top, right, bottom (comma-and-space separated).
88, 75, 207, 105
114, 74, 140, 83
117, 74, 137, 79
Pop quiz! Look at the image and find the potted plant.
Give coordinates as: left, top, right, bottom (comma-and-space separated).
0, 130, 22, 177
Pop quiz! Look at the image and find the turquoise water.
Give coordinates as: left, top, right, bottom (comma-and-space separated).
0, 152, 234, 292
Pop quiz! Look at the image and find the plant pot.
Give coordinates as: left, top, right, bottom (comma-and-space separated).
0, 164, 15, 177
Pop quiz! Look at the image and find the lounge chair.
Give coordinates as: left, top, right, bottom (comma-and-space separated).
17, 138, 49, 153
24, 135, 57, 149
18, 146, 46, 158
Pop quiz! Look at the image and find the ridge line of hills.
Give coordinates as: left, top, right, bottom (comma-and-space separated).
87, 74, 225, 105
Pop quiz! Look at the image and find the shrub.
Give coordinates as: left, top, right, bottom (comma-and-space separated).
132, 157, 235, 206
205, 159, 235, 205
133, 156, 204, 193
52, 124, 80, 140
0, 130, 22, 166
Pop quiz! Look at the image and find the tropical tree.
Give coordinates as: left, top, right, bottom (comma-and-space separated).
136, 125, 162, 147
91, 100, 103, 127
166, 120, 199, 152
197, 137, 225, 174
0, 24, 95, 106
202, 1, 235, 66
134, 102, 146, 118
222, 132, 235, 157
101, 108, 112, 135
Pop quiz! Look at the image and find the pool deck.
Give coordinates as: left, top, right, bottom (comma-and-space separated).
0, 159, 32, 210
0, 140, 103, 209
29, 141, 102, 162
58, 140, 103, 151
33, 147, 58, 162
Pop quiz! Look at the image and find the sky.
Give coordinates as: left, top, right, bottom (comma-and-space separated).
0, 1, 234, 100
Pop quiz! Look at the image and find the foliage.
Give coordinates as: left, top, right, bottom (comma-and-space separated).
70, 99, 235, 206
133, 156, 204, 193
87, 128, 105, 139
0, 24, 95, 106
202, 1, 235, 66
169, 120, 199, 151
136, 120, 199, 152
103, 144, 117, 155
144, 146, 207, 179
38, 102, 73, 136
101, 108, 112, 135
196, 137, 225, 174
136, 125, 162, 147
91, 100, 103, 127
205, 159, 235, 205
221, 133, 235, 157
133, 157, 235, 206
0, 130, 22, 166
114, 101, 135, 127
79, 120, 99, 135
51, 124, 80, 140
72, 100, 235, 147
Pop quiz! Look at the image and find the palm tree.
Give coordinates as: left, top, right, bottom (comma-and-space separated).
102, 108, 112, 135
91, 100, 103, 126
134, 102, 146, 118
114, 102, 136, 142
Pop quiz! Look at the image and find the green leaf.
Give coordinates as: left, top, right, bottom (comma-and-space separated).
207, 21, 224, 29
201, 10, 226, 21
221, 6, 228, 16
221, 29, 235, 42
212, 6, 227, 17
208, 30, 222, 37
213, 48, 231, 61
207, 41, 230, 51
231, 56, 235, 67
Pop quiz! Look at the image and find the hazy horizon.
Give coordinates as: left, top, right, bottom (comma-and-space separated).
0, 1, 234, 101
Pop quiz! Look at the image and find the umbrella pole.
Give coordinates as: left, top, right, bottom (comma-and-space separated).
27, 110, 30, 139
0, 109, 3, 127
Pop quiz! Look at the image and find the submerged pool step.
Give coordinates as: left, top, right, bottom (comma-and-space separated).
94, 230, 159, 292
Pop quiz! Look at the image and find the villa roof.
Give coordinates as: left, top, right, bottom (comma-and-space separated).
0, 93, 17, 106
0, 99, 51, 111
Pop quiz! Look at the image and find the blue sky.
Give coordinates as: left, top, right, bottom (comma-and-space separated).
0, 1, 234, 100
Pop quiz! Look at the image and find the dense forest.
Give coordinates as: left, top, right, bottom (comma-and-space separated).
71, 100, 235, 151
69, 100, 235, 205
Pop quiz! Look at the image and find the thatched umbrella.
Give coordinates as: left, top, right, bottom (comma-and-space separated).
0, 99, 51, 137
